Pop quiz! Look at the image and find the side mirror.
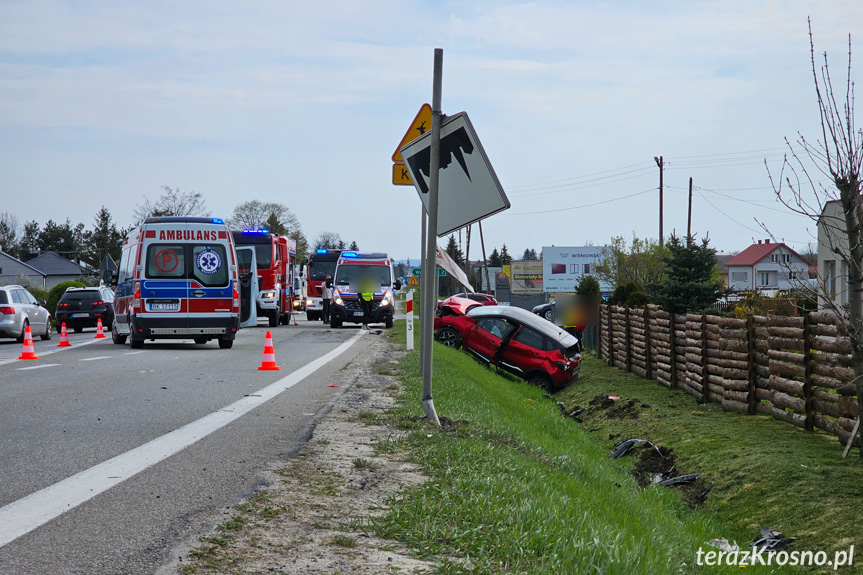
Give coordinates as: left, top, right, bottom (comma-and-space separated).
394, 279, 402, 290
39, 299, 47, 306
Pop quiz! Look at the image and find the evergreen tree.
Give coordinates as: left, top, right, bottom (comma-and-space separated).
650, 235, 725, 314
529, 248, 538, 260
445, 234, 464, 265
18, 221, 40, 259
488, 247, 502, 267
0, 212, 19, 254
500, 244, 512, 265
349, 240, 359, 250
522, 248, 532, 260
83, 206, 123, 268
38, 218, 85, 258
265, 212, 286, 235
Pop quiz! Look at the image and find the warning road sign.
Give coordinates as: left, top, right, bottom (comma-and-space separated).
393, 163, 413, 186
392, 104, 432, 163
407, 275, 419, 286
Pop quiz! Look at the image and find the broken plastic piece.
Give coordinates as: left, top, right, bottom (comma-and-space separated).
752, 527, 796, 553
694, 482, 714, 502
657, 473, 701, 487
708, 538, 740, 553
610, 438, 665, 459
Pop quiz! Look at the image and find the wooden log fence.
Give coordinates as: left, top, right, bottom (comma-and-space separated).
596, 302, 859, 448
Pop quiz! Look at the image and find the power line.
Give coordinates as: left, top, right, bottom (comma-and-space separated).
506, 160, 654, 191
506, 188, 656, 216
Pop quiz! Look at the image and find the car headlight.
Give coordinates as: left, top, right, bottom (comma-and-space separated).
306, 298, 314, 307
262, 291, 276, 299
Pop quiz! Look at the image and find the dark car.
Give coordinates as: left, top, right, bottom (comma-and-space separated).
434, 299, 582, 392
532, 301, 554, 322
55, 286, 115, 333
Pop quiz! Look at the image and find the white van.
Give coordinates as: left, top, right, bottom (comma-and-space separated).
112, 217, 241, 349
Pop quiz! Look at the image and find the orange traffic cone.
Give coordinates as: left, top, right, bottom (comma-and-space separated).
57, 322, 71, 347
18, 325, 38, 360
94, 318, 106, 339
257, 330, 280, 371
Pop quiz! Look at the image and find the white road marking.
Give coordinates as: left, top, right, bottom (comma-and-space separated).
0, 331, 364, 548
0, 338, 107, 367
123, 351, 145, 355
15, 364, 60, 371
79, 356, 110, 361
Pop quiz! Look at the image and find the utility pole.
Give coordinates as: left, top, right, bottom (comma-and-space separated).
419, 49, 443, 426
687, 176, 693, 242
654, 155, 664, 245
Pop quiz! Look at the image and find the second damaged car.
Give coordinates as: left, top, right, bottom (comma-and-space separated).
434, 298, 582, 392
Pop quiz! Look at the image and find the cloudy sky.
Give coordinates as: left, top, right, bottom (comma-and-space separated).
2, 0, 861, 262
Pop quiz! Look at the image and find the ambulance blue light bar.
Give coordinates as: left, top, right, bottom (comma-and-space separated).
340, 251, 359, 258
212, 218, 225, 224
316, 248, 328, 254
242, 227, 269, 234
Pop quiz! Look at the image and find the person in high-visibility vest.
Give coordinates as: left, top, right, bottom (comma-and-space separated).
358, 272, 377, 330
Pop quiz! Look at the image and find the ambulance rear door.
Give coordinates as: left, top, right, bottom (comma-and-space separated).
236, 245, 258, 327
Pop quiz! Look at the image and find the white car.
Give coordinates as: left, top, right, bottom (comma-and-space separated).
0, 285, 53, 342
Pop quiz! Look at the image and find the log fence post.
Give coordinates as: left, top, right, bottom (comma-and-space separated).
644, 307, 652, 380
747, 313, 757, 415
701, 312, 709, 404
803, 312, 814, 431
625, 306, 632, 372
669, 313, 678, 389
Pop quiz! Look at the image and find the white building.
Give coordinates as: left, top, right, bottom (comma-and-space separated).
725, 240, 811, 293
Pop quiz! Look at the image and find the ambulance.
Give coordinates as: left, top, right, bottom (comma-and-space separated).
329, 252, 402, 329
111, 217, 241, 349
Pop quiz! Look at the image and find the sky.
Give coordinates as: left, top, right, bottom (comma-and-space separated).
2, 0, 862, 263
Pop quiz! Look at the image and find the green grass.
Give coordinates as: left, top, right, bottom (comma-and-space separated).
369, 321, 802, 574
555, 356, 863, 569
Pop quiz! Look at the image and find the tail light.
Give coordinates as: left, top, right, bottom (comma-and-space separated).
232, 280, 240, 311
91, 301, 105, 307
0, 306, 15, 315
132, 281, 141, 313
57, 302, 70, 309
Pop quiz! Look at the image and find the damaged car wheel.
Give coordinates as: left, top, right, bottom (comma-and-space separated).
435, 326, 462, 349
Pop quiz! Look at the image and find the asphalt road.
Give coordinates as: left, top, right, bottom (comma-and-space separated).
0, 318, 377, 575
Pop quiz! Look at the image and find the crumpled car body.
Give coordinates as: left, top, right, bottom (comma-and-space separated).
434, 297, 582, 391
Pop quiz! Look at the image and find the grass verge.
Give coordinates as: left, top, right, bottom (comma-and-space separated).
374, 321, 816, 574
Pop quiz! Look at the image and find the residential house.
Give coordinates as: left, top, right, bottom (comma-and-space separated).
0, 250, 47, 288
25, 252, 89, 290
725, 239, 811, 293
818, 200, 849, 308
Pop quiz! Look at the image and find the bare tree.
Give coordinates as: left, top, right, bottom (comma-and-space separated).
133, 186, 210, 223
227, 200, 308, 259
767, 19, 863, 455
313, 231, 342, 250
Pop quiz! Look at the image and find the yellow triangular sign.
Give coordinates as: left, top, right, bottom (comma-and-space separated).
407, 275, 419, 286
392, 103, 432, 163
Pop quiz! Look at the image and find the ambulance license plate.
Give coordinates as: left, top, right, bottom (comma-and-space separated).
148, 299, 180, 312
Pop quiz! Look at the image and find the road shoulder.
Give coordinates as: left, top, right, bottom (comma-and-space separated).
159, 334, 434, 575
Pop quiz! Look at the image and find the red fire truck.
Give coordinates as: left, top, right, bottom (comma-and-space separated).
232, 229, 297, 327
303, 248, 341, 321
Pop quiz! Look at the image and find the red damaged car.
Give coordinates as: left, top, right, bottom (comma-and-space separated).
434, 297, 582, 392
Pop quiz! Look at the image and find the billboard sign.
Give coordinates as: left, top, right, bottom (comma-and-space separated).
541, 246, 610, 293
511, 260, 543, 295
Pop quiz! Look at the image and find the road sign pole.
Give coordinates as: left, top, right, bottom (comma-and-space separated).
419, 205, 427, 375
406, 290, 414, 351
420, 48, 443, 427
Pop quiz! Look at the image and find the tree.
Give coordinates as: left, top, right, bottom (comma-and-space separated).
576, 274, 601, 302
133, 185, 209, 223
228, 200, 308, 259
598, 233, 668, 292
0, 212, 19, 254
348, 240, 359, 251
314, 231, 343, 250
488, 247, 502, 267
768, 21, 863, 454
649, 234, 725, 315
82, 206, 123, 268
18, 220, 40, 259
500, 244, 512, 265
38, 218, 85, 259
445, 234, 464, 266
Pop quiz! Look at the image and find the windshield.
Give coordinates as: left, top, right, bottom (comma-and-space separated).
309, 260, 337, 281
254, 245, 272, 269
334, 264, 391, 289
